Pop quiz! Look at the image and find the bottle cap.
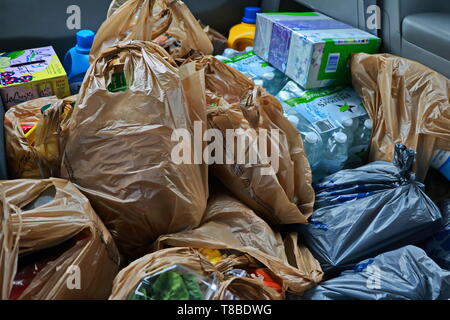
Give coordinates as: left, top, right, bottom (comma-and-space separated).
364, 119, 373, 130
343, 118, 353, 128
223, 48, 237, 58
305, 132, 319, 144
287, 115, 299, 127
254, 79, 264, 87
242, 7, 262, 24
334, 132, 348, 144
215, 55, 228, 62
76, 30, 95, 54
40, 104, 52, 114
262, 72, 275, 80
278, 91, 291, 101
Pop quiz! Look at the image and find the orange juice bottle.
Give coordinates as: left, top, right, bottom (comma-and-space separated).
228, 6, 262, 51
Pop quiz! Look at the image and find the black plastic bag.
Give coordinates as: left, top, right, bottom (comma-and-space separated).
295, 144, 442, 274
422, 200, 450, 270
295, 246, 450, 300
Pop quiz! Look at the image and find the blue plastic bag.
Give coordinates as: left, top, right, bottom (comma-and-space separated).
296, 246, 450, 300
295, 144, 442, 274
422, 200, 450, 270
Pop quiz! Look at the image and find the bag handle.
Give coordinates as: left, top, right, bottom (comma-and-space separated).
90, 0, 157, 62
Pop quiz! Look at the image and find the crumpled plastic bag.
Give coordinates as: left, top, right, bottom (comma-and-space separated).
0, 178, 120, 300
154, 191, 323, 294
93, 0, 213, 62
297, 246, 450, 300
202, 25, 228, 56
4, 97, 77, 179
294, 144, 442, 274
109, 247, 281, 300
61, 41, 208, 258
195, 56, 315, 225
422, 200, 450, 270
351, 53, 450, 182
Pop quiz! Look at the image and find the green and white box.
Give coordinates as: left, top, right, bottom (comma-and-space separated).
254, 12, 381, 89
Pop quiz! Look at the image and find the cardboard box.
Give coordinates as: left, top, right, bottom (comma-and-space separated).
254, 12, 381, 89
0, 46, 70, 109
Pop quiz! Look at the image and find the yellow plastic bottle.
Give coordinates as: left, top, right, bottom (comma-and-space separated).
228, 7, 262, 51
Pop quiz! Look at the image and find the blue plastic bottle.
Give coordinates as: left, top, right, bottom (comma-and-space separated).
64, 30, 95, 95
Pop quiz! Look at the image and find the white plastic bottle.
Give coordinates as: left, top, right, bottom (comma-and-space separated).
321, 132, 349, 174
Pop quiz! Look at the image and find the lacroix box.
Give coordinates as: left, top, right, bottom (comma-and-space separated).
0, 46, 70, 109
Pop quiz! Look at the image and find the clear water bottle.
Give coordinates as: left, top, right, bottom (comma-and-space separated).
215, 55, 229, 62
321, 131, 349, 174
286, 114, 300, 128
284, 109, 314, 133
355, 119, 373, 147
278, 90, 295, 102
223, 48, 240, 58
342, 118, 355, 146
260, 71, 276, 94
254, 79, 264, 87
303, 132, 323, 170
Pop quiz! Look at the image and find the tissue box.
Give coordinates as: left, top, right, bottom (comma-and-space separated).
254, 12, 381, 89
0, 46, 70, 109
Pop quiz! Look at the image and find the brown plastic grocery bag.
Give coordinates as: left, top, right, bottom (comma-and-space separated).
109, 247, 281, 300
93, 0, 213, 62
154, 192, 323, 294
351, 53, 450, 181
4, 97, 58, 179
203, 25, 228, 56
61, 41, 208, 258
32, 99, 74, 178
0, 178, 120, 300
4, 96, 76, 179
195, 56, 315, 225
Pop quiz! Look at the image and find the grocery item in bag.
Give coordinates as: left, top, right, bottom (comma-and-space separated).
4, 96, 58, 178
0, 178, 120, 300
61, 41, 208, 258
298, 246, 450, 300
4, 96, 76, 179
351, 53, 450, 182
198, 56, 315, 224
93, 0, 213, 62
128, 264, 219, 300
109, 247, 279, 300
422, 200, 450, 270
32, 99, 74, 178
154, 191, 323, 294
294, 144, 442, 274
